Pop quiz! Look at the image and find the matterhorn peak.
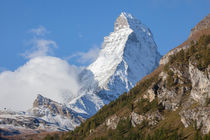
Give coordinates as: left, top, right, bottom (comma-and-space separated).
114, 12, 141, 32
120, 12, 135, 19
72, 12, 161, 117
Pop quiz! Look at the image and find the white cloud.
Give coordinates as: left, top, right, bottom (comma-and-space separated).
67, 45, 100, 64
22, 26, 57, 59
0, 26, 83, 111
30, 26, 49, 36
0, 56, 81, 111
21, 39, 57, 59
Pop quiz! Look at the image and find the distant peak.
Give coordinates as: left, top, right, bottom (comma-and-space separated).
37, 94, 43, 98
114, 12, 141, 32
33, 94, 52, 107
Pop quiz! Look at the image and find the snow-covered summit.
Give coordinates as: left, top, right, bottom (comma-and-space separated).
87, 12, 160, 93
114, 12, 143, 32
70, 12, 161, 116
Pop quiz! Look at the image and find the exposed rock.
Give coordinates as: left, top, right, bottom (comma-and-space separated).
32, 94, 80, 120
144, 52, 210, 135
0, 117, 46, 129
0, 95, 84, 137
130, 112, 145, 127
158, 87, 182, 111
180, 106, 210, 134
159, 45, 190, 65
130, 111, 163, 127
147, 111, 164, 126
143, 89, 156, 102
190, 14, 210, 37
157, 71, 186, 111
189, 63, 210, 105
105, 115, 120, 129
178, 63, 210, 134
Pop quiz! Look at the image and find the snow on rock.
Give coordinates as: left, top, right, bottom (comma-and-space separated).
0, 94, 83, 135
69, 12, 161, 117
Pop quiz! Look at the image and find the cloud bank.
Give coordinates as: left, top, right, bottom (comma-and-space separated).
0, 26, 83, 111
0, 56, 81, 111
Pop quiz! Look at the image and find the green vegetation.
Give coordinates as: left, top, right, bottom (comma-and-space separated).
56, 66, 161, 140
44, 35, 210, 140
166, 69, 175, 88
43, 134, 59, 140
164, 35, 210, 88
135, 98, 159, 114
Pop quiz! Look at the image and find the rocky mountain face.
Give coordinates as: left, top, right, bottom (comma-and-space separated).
190, 14, 210, 37
0, 95, 83, 138
57, 14, 210, 140
0, 12, 161, 138
68, 12, 161, 118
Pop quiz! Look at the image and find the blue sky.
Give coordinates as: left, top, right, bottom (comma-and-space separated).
0, 0, 209, 71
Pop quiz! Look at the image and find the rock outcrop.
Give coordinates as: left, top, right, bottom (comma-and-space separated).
189, 64, 210, 105
160, 14, 210, 65
190, 14, 210, 37
105, 115, 120, 129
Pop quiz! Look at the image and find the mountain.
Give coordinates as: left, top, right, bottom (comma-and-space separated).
0, 95, 82, 137
0, 12, 161, 138
68, 12, 161, 117
52, 14, 210, 140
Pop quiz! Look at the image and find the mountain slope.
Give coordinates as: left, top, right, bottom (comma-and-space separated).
56, 14, 210, 140
0, 95, 83, 138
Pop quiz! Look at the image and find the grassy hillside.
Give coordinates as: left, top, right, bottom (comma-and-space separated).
44, 35, 210, 140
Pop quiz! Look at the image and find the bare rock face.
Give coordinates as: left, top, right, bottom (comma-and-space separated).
114, 13, 130, 32
130, 112, 145, 127
156, 68, 190, 111
180, 106, 210, 134
157, 86, 183, 111
143, 89, 156, 102
130, 111, 163, 127
190, 14, 210, 37
30, 94, 83, 129
146, 111, 163, 126
0, 95, 84, 137
105, 115, 120, 129
32, 94, 76, 119
189, 64, 210, 105
178, 64, 210, 134
0, 116, 47, 129
148, 58, 209, 134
